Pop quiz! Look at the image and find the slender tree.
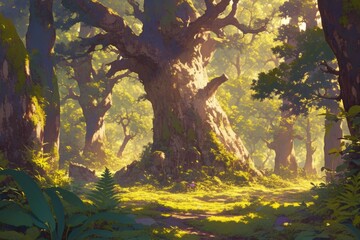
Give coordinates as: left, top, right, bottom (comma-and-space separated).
62, 0, 269, 177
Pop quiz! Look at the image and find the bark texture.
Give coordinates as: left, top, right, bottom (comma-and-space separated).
0, 15, 44, 174
318, 0, 360, 136
62, 0, 266, 177
26, 0, 59, 166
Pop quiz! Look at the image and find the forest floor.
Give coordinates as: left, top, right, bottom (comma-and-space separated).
117, 178, 322, 239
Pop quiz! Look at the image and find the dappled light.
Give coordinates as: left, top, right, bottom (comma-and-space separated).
1, 0, 360, 239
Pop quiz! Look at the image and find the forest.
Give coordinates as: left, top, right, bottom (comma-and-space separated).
0, 0, 360, 239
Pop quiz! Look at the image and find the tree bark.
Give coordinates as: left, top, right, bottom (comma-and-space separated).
324, 102, 343, 181
304, 118, 316, 175
26, 0, 59, 166
0, 14, 45, 174
318, 0, 360, 136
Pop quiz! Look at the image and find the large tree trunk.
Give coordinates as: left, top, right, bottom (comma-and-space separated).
304, 118, 316, 176
0, 14, 44, 174
324, 102, 343, 181
142, 56, 259, 176
26, 0, 59, 166
318, 0, 360, 136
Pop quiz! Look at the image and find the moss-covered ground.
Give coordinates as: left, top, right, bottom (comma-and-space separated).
115, 177, 325, 239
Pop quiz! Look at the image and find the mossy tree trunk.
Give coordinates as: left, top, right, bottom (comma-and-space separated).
62, 0, 267, 177
0, 14, 45, 174
26, 0, 60, 167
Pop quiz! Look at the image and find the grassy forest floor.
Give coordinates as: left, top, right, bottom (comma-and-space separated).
105, 178, 326, 239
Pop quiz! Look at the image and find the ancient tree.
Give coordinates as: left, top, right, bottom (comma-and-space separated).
0, 14, 44, 174
26, 0, 60, 165
62, 0, 267, 176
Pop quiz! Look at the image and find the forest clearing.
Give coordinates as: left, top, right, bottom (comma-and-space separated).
1, 0, 360, 239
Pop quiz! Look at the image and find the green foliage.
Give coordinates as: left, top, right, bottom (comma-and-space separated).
88, 167, 120, 210
0, 169, 142, 240
310, 174, 360, 239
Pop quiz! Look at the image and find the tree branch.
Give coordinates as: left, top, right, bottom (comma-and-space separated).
106, 58, 138, 78
62, 88, 80, 104
261, 138, 275, 150
201, 74, 228, 99
61, 0, 159, 60
320, 60, 339, 75
186, 0, 232, 38
314, 89, 341, 101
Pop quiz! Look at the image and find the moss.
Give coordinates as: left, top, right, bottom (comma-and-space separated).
29, 96, 45, 128
0, 14, 29, 92
207, 131, 237, 168
169, 110, 184, 134
341, 0, 360, 26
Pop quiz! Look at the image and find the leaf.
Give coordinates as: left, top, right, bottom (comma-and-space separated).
75, 229, 113, 240
0, 206, 33, 227
45, 188, 65, 239
67, 214, 88, 227
348, 105, 360, 117
0, 231, 27, 240
343, 223, 360, 240
0, 169, 55, 232
51, 187, 86, 211
68, 212, 135, 240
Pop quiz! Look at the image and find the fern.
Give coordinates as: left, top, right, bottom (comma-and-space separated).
312, 173, 360, 227
88, 168, 120, 210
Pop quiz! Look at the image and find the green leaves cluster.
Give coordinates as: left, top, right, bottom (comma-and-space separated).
309, 173, 360, 239
0, 169, 140, 240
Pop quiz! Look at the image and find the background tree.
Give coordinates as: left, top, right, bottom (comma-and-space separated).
252, 0, 344, 176
60, 24, 130, 160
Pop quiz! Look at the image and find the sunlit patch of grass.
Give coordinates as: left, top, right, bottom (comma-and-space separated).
152, 227, 200, 240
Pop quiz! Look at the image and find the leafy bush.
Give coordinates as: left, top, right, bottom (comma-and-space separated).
0, 169, 143, 240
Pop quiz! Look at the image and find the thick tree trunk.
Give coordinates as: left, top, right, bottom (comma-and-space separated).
304, 118, 316, 176
270, 106, 298, 176
142, 56, 259, 176
0, 15, 44, 174
318, 0, 360, 136
324, 103, 343, 181
26, 0, 59, 166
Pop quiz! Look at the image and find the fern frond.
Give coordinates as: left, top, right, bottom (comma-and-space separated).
87, 168, 120, 210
